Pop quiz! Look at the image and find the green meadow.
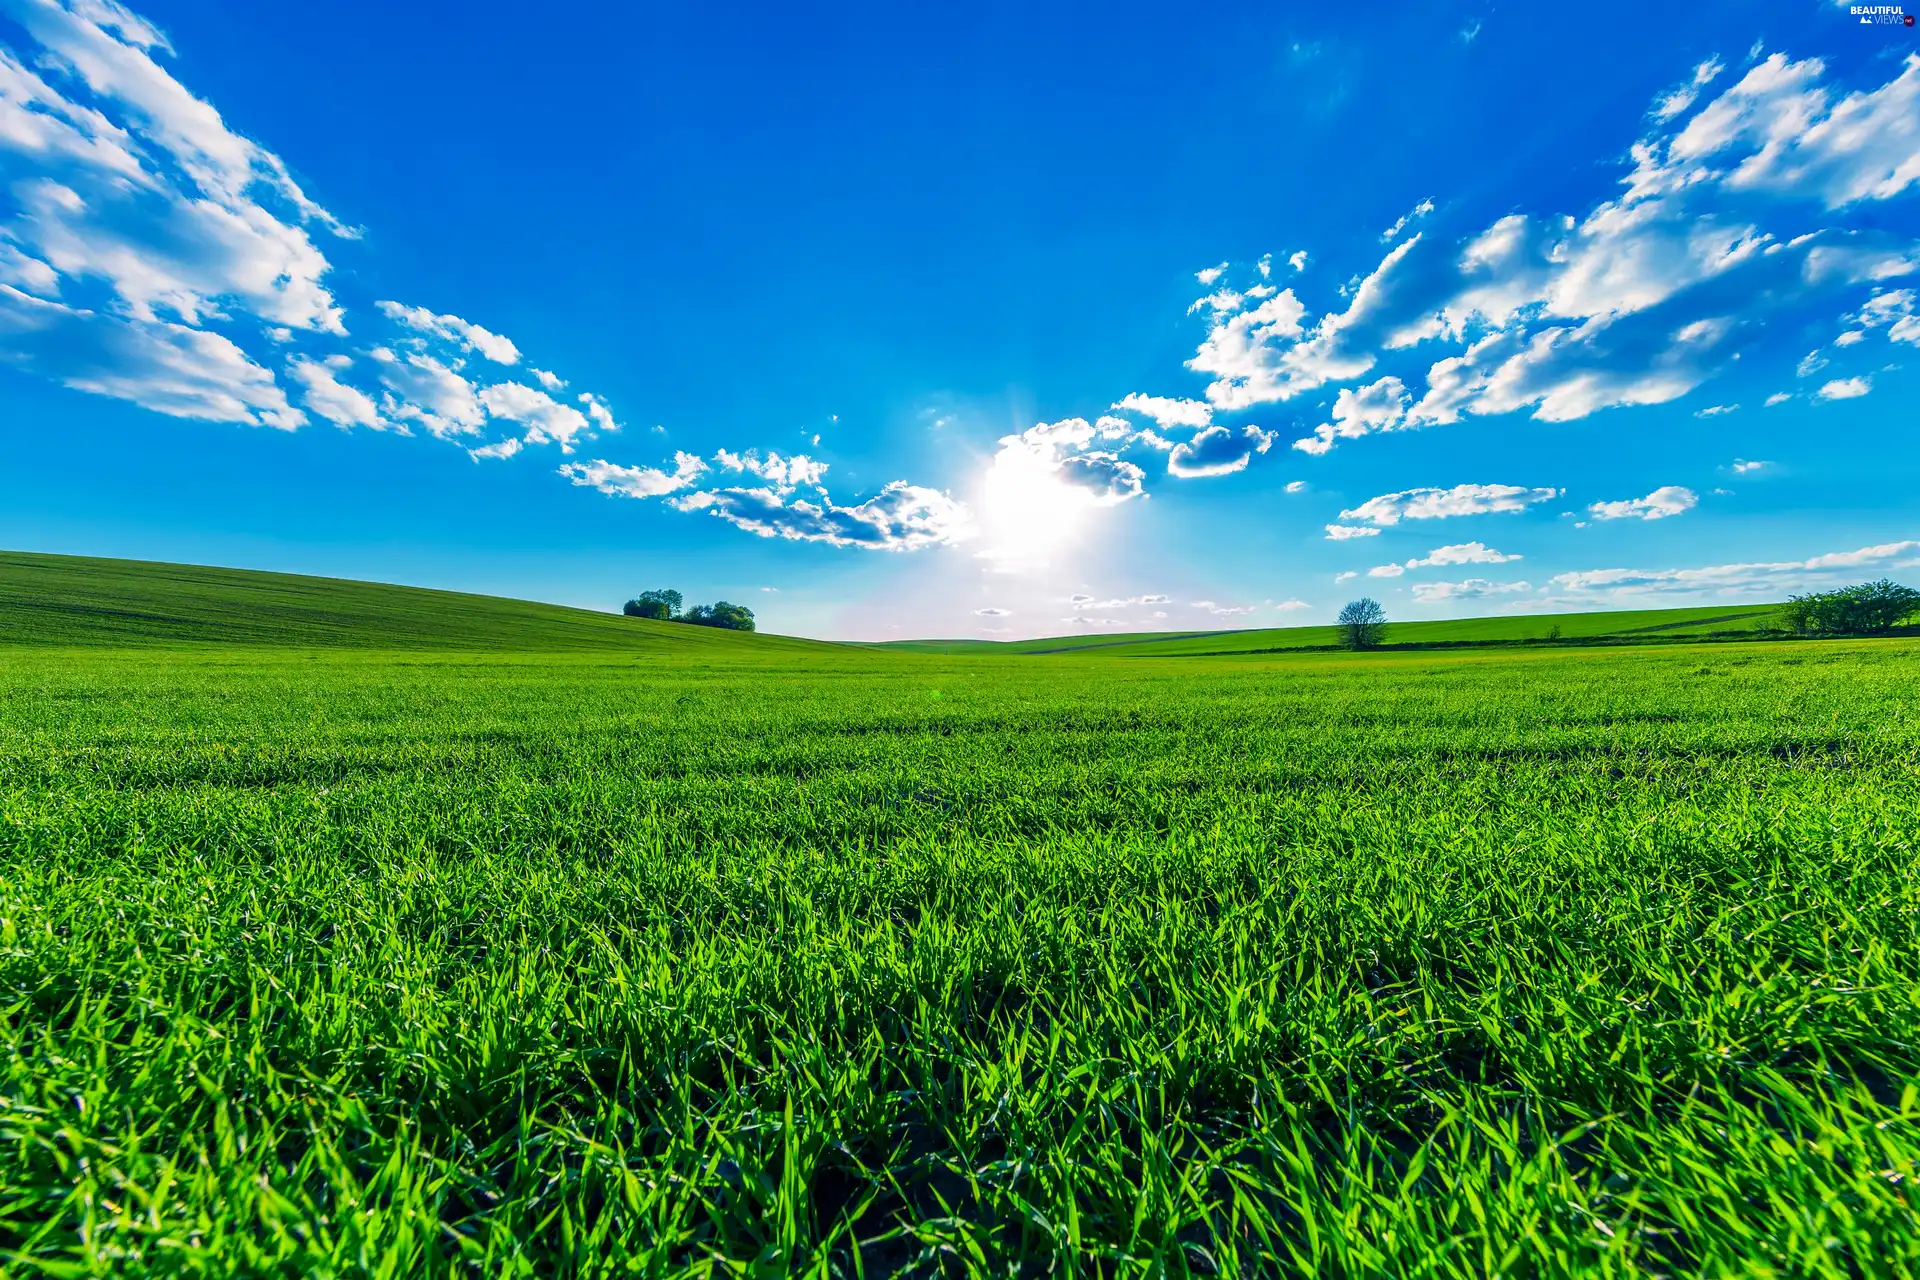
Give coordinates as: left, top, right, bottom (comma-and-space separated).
2, 553, 1917, 1276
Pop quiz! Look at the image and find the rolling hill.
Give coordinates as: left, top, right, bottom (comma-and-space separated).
0, 550, 830, 652
0, 549, 1790, 656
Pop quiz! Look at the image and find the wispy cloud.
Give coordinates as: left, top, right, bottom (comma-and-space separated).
1168, 425, 1274, 477
1586, 485, 1698, 521
674, 482, 972, 551
0, 0, 965, 555
1380, 198, 1435, 242
1552, 539, 1920, 601
559, 452, 708, 498
1411, 578, 1532, 602
1341, 483, 1560, 526
1157, 51, 1920, 443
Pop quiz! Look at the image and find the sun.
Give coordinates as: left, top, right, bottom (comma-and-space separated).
975, 439, 1100, 571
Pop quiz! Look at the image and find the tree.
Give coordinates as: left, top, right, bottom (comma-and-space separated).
681, 601, 756, 632
623, 589, 682, 620
1336, 597, 1387, 650
1779, 579, 1920, 636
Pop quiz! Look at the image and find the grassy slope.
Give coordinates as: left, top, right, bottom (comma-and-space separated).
1, 550, 1784, 658
882, 603, 1782, 655
0, 550, 832, 653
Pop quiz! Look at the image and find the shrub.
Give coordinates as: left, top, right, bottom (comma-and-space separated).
682, 601, 756, 632
1779, 579, 1920, 636
623, 590, 682, 621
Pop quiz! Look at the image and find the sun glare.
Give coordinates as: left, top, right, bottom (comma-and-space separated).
976, 440, 1099, 570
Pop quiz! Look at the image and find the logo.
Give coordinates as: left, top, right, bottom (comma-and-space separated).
1851, 3, 1914, 22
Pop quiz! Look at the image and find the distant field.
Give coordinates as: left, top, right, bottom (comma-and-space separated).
0, 550, 829, 653
4, 626, 1918, 1274
880, 603, 1783, 656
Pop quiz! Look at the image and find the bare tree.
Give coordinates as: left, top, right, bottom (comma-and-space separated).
1337, 597, 1387, 650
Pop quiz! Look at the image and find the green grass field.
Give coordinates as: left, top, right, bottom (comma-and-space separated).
2, 555, 1917, 1277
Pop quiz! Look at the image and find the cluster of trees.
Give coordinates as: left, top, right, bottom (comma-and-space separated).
1779, 579, 1920, 636
623, 589, 756, 632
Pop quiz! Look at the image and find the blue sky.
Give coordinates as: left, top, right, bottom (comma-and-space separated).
1, 0, 1916, 640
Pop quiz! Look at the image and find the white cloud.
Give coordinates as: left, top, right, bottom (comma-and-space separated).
0, 6, 354, 381
1295, 375, 1410, 454
1764, 391, 1793, 406
1334, 571, 1358, 582
557, 452, 708, 498
1110, 393, 1213, 429
1274, 598, 1309, 610
975, 418, 1146, 570
676, 481, 972, 551
478, 381, 590, 451
1168, 424, 1274, 477
1844, 287, 1920, 346
0, 0, 992, 563
370, 348, 485, 438
0, 240, 57, 296
1412, 578, 1533, 602
1324, 524, 1381, 540
714, 448, 829, 487
1340, 483, 1560, 526
1552, 539, 1920, 600
1196, 263, 1227, 285
1816, 375, 1871, 400
1731, 458, 1768, 473
577, 391, 617, 433
986, 417, 1147, 510
1587, 485, 1699, 521
468, 438, 521, 460
1288, 250, 1309, 272
1285, 480, 1307, 493
1152, 50, 1920, 442
0, 282, 303, 426
973, 607, 1011, 617
287, 354, 386, 430
1076, 593, 1171, 609
1673, 53, 1920, 207
1189, 288, 1244, 315
1693, 403, 1738, 417
377, 301, 520, 365
1652, 57, 1724, 122
5, 1, 349, 229
1191, 600, 1258, 617
1184, 290, 1311, 409
1408, 541, 1521, 568
1381, 198, 1435, 242
1367, 563, 1405, 578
